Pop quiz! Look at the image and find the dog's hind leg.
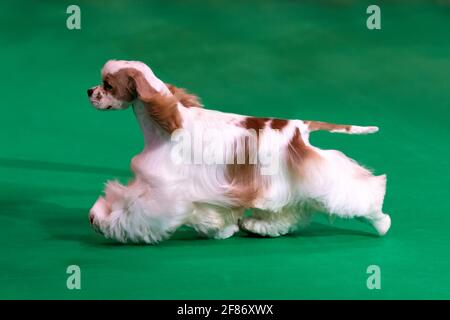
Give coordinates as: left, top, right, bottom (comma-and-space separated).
350, 174, 391, 236
310, 149, 391, 236
358, 212, 391, 236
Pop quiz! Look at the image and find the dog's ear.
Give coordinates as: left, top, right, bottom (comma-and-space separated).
128, 69, 157, 101
166, 84, 203, 108
129, 70, 182, 133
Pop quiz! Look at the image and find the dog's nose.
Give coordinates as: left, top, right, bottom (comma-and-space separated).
87, 88, 94, 97
89, 214, 94, 224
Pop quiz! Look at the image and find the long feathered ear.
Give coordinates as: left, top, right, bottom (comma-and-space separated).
130, 69, 182, 133
129, 68, 157, 101
165, 83, 203, 108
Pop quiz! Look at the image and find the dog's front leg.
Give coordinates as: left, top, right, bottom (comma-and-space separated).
188, 204, 243, 239
89, 180, 188, 244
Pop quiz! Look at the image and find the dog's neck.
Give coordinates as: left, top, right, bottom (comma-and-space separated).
132, 100, 169, 150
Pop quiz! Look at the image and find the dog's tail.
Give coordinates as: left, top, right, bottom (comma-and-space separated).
304, 120, 379, 135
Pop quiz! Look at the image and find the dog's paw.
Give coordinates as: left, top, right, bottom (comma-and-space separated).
213, 224, 239, 239
371, 213, 391, 236
239, 218, 286, 237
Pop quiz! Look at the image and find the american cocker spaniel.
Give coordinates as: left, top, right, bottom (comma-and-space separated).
87, 60, 390, 244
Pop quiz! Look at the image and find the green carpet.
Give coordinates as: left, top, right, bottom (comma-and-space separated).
1, 0, 449, 299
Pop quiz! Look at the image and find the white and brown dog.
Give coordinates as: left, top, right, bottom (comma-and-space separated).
87, 60, 390, 244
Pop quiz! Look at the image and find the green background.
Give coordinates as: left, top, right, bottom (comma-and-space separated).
1, 0, 449, 299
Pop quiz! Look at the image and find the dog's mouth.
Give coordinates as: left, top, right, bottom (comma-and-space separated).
89, 99, 113, 110
89, 98, 100, 107
98, 105, 113, 111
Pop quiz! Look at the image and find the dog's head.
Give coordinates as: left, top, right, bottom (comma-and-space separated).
87, 60, 172, 111
87, 60, 202, 133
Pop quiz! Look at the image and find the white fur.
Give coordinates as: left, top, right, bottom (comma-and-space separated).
88, 60, 390, 243
328, 125, 379, 134
102, 60, 171, 95
89, 88, 126, 110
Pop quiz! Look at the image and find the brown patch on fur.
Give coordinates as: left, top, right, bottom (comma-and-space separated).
241, 117, 288, 132
104, 70, 202, 133
288, 128, 309, 161
241, 117, 270, 131
228, 119, 306, 206
270, 118, 289, 130
226, 162, 260, 208
166, 84, 202, 108
226, 117, 276, 206
130, 70, 182, 133
304, 120, 351, 132
224, 128, 266, 207
287, 128, 319, 177
103, 69, 136, 102
143, 93, 181, 133
105, 68, 182, 133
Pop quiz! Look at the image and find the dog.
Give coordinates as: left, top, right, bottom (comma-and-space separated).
87, 60, 390, 243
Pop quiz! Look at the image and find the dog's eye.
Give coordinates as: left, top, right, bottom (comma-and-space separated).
103, 81, 113, 91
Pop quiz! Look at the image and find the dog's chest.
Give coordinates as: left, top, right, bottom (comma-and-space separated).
130, 154, 146, 176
